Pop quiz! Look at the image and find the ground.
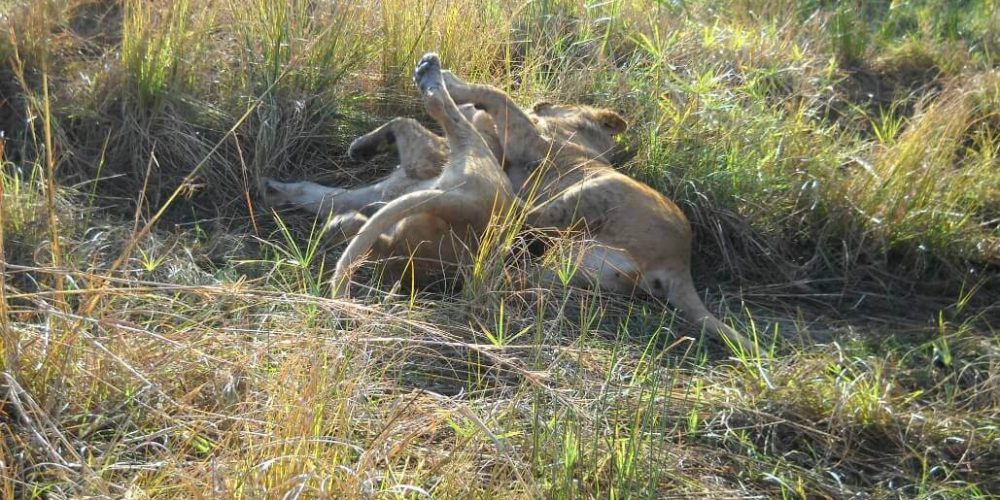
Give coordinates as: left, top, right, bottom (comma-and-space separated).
1, 0, 998, 498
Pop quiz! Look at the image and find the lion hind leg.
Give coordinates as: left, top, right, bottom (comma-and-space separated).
262, 178, 346, 215
386, 214, 464, 290
441, 70, 551, 166
459, 104, 503, 161
414, 54, 495, 157
348, 117, 447, 179
331, 189, 474, 297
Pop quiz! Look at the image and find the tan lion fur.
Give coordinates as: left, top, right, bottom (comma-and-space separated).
327, 53, 518, 297
262, 61, 751, 349
441, 71, 752, 350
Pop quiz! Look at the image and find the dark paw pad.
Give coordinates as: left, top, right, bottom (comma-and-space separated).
348, 132, 393, 161
358, 201, 388, 217
513, 228, 554, 259
326, 212, 368, 239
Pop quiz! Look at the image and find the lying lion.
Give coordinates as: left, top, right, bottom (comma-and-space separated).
441, 71, 752, 350
263, 104, 501, 244
264, 63, 750, 349
326, 53, 519, 297
263, 112, 484, 289
262, 103, 576, 289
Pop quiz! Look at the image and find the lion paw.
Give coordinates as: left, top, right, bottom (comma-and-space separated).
413, 53, 443, 94
325, 211, 368, 240
348, 134, 386, 161
261, 177, 292, 206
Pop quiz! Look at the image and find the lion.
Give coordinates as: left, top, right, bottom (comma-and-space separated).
326, 53, 518, 297
263, 104, 505, 289
261, 100, 612, 291
262, 62, 750, 349
440, 71, 753, 350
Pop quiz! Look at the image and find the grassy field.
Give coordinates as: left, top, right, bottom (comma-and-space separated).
1, 0, 998, 497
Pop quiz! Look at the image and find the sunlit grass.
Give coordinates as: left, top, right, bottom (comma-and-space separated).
1, 0, 997, 497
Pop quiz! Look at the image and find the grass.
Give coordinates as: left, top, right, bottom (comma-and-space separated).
1, 0, 998, 497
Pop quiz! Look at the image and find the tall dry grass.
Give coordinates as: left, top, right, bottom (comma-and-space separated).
1, 0, 998, 497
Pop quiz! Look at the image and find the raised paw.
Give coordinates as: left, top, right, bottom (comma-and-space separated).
325, 211, 368, 240
413, 52, 443, 94
261, 177, 292, 206
348, 133, 391, 161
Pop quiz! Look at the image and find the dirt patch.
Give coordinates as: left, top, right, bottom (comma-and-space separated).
66, 0, 123, 56
825, 51, 945, 135
0, 67, 24, 141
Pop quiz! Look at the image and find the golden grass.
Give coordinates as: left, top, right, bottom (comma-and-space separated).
1, 0, 998, 497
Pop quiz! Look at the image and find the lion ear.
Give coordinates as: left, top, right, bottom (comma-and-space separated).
598, 110, 628, 134
532, 101, 554, 113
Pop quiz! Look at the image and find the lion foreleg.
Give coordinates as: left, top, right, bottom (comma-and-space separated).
348, 117, 448, 179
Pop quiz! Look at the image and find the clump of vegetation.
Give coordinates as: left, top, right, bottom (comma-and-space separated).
1, 0, 997, 497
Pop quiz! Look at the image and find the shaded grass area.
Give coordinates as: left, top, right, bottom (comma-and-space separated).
1, 0, 998, 497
